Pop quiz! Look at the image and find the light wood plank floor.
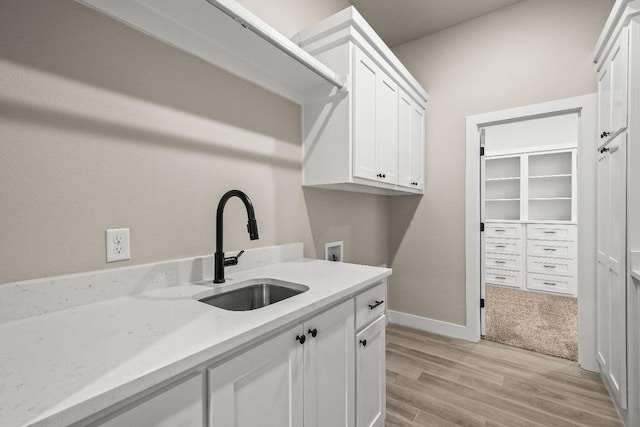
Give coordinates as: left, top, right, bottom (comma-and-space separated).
385, 324, 621, 426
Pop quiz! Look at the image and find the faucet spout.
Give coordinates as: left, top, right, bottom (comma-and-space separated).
214, 190, 259, 284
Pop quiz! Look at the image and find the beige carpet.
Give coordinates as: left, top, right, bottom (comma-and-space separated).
483, 285, 578, 361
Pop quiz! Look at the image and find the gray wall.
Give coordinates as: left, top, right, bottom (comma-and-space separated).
388, 0, 613, 325
0, 0, 391, 284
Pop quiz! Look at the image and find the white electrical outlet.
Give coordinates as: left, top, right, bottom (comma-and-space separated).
106, 228, 130, 262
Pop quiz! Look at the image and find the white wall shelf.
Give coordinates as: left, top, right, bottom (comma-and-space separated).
76, 0, 345, 104
484, 149, 576, 223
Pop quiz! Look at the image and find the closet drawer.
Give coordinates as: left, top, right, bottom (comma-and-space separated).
526, 240, 576, 259
485, 223, 522, 239
355, 281, 386, 331
527, 224, 576, 241
485, 269, 522, 289
485, 254, 522, 271
526, 273, 575, 295
527, 256, 576, 277
485, 238, 522, 256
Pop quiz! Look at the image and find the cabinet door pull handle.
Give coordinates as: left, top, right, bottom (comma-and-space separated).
296, 334, 306, 344
308, 328, 318, 338
360, 339, 367, 347
543, 282, 557, 286
368, 300, 384, 310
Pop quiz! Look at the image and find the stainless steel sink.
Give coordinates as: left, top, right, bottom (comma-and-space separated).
198, 279, 308, 311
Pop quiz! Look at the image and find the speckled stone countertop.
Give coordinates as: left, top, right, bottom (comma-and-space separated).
0, 255, 390, 427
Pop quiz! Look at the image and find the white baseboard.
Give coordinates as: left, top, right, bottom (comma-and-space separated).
387, 310, 471, 341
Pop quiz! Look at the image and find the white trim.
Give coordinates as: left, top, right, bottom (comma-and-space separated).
387, 310, 469, 341
465, 94, 599, 371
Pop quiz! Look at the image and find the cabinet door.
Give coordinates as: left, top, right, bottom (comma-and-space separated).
353, 48, 379, 181
397, 91, 413, 188
95, 375, 202, 427
596, 132, 628, 409
355, 316, 386, 427
304, 300, 355, 427
376, 73, 398, 184
410, 104, 425, 190
208, 325, 303, 427
398, 92, 425, 190
598, 27, 629, 144
610, 27, 629, 136
598, 62, 611, 142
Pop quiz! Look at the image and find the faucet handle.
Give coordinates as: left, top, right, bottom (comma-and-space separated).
223, 250, 245, 266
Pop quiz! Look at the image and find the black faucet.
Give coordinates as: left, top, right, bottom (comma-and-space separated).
214, 190, 259, 283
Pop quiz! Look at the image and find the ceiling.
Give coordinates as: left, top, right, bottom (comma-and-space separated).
347, 0, 524, 47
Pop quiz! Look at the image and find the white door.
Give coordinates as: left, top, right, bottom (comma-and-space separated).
596, 132, 628, 409
410, 105, 425, 190
376, 73, 398, 184
304, 300, 355, 427
353, 48, 378, 181
208, 325, 304, 427
397, 91, 413, 188
480, 128, 487, 335
610, 27, 629, 137
598, 62, 611, 142
355, 316, 386, 427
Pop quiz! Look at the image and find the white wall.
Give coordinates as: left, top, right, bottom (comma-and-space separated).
388, 0, 614, 325
0, 0, 395, 285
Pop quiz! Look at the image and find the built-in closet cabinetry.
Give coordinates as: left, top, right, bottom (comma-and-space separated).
593, 2, 640, 423
297, 7, 428, 195
484, 149, 578, 296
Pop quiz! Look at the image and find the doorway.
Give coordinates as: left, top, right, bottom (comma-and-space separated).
465, 94, 599, 371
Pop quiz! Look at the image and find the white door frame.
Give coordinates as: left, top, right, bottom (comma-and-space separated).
464, 94, 599, 372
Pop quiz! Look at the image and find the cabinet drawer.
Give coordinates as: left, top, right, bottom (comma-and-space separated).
355, 281, 386, 331
526, 273, 575, 296
485, 223, 522, 239
485, 254, 522, 271
485, 269, 522, 289
526, 240, 576, 259
527, 256, 576, 277
527, 224, 576, 241
485, 238, 522, 256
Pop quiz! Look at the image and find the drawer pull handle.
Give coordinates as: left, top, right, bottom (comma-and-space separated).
543, 248, 557, 251
495, 276, 506, 280
543, 265, 556, 269
495, 245, 506, 248
495, 230, 506, 232
543, 231, 556, 234
543, 282, 557, 286
495, 260, 506, 264
360, 339, 367, 347
368, 300, 384, 310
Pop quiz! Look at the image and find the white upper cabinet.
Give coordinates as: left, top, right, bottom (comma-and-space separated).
298, 7, 428, 195
598, 26, 629, 146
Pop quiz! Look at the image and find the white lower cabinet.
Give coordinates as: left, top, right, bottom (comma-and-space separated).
208, 300, 354, 427
355, 315, 386, 427
93, 374, 203, 427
